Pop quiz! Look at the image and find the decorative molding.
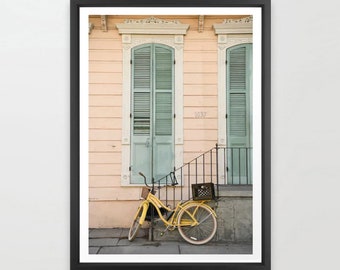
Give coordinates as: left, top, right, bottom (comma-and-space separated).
101, 15, 107, 32
198, 15, 204, 33
88, 23, 94, 35
174, 44, 184, 51
213, 16, 253, 34
174, 35, 184, 44
218, 35, 227, 44
122, 44, 132, 50
131, 37, 175, 48
218, 44, 227, 50
116, 16, 190, 35
218, 36, 253, 50
124, 16, 181, 25
226, 37, 253, 47
122, 34, 131, 44
222, 16, 253, 24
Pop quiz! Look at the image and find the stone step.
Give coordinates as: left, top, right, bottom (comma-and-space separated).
145, 189, 253, 243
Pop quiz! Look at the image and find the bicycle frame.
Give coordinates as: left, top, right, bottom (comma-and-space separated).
137, 191, 216, 228
133, 171, 217, 244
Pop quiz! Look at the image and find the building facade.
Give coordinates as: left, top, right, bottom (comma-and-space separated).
88, 15, 253, 228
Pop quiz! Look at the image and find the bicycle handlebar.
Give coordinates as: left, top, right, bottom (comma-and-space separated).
138, 172, 148, 187
139, 171, 178, 189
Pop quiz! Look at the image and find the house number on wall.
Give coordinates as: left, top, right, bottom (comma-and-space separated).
194, 112, 207, 119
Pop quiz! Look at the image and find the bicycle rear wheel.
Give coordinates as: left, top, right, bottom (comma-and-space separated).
128, 205, 144, 241
177, 203, 217, 245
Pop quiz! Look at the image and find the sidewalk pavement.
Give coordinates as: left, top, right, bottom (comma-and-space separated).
89, 228, 252, 255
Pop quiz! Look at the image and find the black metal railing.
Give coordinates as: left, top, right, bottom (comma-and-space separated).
153, 144, 253, 208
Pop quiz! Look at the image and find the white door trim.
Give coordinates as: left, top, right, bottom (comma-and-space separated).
117, 17, 189, 185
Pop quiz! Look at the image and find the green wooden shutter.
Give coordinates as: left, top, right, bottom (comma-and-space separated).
153, 45, 174, 181
131, 45, 152, 184
134, 46, 151, 89
155, 92, 172, 136
227, 44, 252, 184
155, 46, 173, 90
133, 92, 150, 135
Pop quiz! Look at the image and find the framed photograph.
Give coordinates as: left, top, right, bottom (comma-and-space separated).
71, 0, 270, 269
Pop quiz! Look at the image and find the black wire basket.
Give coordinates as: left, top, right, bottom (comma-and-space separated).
191, 183, 215, 201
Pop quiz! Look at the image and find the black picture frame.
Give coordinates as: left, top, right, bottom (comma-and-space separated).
71, 0, 271, 269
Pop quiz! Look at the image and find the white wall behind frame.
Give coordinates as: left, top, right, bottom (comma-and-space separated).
1, 0, 340, 270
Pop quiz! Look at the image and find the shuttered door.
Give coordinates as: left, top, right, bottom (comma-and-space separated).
131, 44, 174, 184
226, 44, 253, 184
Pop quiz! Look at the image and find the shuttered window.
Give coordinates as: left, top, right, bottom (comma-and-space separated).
227, 43, 253, 184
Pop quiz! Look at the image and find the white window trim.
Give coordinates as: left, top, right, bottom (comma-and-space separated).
213, 16, 253, 184
116, 17, 189, 185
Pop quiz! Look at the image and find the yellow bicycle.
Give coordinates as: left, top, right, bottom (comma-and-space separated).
128, 172, 217, 245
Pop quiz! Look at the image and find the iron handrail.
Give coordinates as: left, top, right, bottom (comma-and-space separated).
153, 144, 253, 207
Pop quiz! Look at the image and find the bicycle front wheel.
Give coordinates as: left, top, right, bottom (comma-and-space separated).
177, 203, 217, 245
128, 205, 144, 241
